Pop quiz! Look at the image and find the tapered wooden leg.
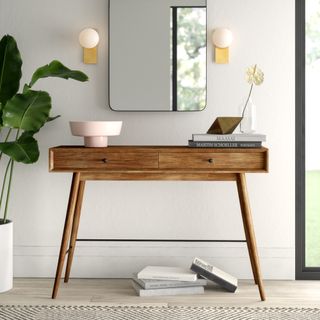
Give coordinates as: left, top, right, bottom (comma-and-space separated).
236, 173, 258, 284
52, 172, 81, 299
64, 180, 86, 283
242, 215, 259, 285
236, 173, 266, 301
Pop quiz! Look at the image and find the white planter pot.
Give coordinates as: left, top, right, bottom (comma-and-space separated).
0, 220, 13, 293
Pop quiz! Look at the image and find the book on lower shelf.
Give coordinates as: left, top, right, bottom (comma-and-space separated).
132, 273, 207, 289
137, 266, 198, 282
190, 257, 238, 293
131, 280, 204, 297
132, 260, 237, 297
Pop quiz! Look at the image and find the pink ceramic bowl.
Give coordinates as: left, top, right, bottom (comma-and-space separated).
70, 121, 122, 147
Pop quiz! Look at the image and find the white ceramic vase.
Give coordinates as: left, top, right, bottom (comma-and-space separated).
240, 97, 256, 133
0, 220, 13, 293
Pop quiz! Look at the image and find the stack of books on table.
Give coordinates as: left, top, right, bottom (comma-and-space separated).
189, 133, 266, 148
131, 258, 238, 297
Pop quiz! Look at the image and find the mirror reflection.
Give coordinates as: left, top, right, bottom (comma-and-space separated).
109, 0, 207, 111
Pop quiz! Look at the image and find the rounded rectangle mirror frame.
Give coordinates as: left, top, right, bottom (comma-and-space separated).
108, 0, 207, 112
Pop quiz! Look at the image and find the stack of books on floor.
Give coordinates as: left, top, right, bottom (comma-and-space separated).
189, 133, 266, 148
131, 258, 238, 297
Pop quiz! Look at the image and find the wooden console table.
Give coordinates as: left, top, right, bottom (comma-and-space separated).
49, 146, 268, 300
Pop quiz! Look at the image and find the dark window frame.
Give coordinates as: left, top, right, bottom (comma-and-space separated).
171, 6, 178, 111
108, 1, 208, 113
296, 0, 320, 279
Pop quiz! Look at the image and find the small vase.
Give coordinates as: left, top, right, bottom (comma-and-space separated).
240, 97, 256, 133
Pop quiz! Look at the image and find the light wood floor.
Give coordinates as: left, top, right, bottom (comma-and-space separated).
0, 279, 320, 307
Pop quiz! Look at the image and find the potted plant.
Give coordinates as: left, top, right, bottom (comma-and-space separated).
0, 34, 88, 293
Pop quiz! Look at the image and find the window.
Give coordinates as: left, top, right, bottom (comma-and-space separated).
171, 7, 206, 111
296, 0, 320, 279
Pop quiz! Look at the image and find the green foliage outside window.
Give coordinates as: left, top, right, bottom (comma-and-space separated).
176, 7, 206, 111
306, 0, 320, 65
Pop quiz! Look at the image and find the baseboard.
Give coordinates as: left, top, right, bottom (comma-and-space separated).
13, 243, 295, 279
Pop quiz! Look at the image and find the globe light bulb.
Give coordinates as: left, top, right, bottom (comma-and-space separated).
212, 28, 233, 48
79, 28, 99, 49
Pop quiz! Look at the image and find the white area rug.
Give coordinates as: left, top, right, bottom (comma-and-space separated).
1, 305, 320, 320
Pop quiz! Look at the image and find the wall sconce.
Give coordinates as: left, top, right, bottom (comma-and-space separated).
79, 28, 99, 64
212, 28, 233, 64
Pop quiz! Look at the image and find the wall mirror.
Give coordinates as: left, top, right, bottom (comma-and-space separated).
108, 0, 207, 112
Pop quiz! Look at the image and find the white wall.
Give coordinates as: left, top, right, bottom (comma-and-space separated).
0, 0, 295, 279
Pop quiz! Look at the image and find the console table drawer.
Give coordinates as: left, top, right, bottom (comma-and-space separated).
50, 150, 159, 171
159, 152, 267, 171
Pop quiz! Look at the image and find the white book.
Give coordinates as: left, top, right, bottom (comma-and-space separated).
192, 133, 266, 142
137, 266, 197, 282
131, 281, 204, 297
132, 273, 207, 289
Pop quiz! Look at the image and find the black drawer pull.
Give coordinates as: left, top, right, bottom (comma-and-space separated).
102, 158, 108, 163
208, 158, 214, 164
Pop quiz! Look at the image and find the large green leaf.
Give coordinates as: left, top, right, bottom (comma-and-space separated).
0, 35, 22, 106
2, 90, 51, 132
0, 134, 39, 164
29, 60, 88, 87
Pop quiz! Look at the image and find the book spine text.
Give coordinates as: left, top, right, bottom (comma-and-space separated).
189, 141, 261, 148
